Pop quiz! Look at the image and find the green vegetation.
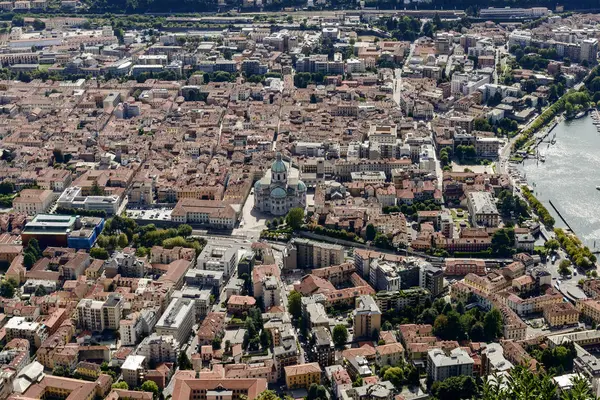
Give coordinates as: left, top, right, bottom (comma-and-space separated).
380, 362, 419, 390
555, 228, 597, 268
287, 290, 302, 320
332, 324, 348, 349
558, 259, 572, 276
96, 216, 204, 255
23, 239, 42, 269
140, 381, 159, 399
243, 307, 269, 351
431, 376, 478, 400
497, 190, 529, 221
307, 384, 328, 400
177, 351, 192, 370
112, 381, 129, 390
530, 342, 576, 375
303, 224, 365, 244
383, 298, 502, 342
55, 207, 107, 218
285, 207, 305, 230
383, 200, 441, 219
521, 186, 555, 228
491, 227, 515, 257
293, 72, 325, 88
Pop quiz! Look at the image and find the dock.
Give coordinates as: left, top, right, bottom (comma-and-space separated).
592, 109, 600, 133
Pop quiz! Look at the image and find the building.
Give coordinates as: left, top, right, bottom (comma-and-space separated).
155, 298, 195, 345
227, 295, 256, 315
467, 191, 500, 227
137, 334, 179, 364
310, 326, 335, 369
197, 312, 226, 345
577, 299, 600, 324
285, 238, 344, 269
57, 186, 120, 216
254, 153, 307, 216
284, 362, 322, 389
21, 214, 104, 250
544, 303, 579, 328
170, 374, 267, 400
581, 39, 599, 65
12, 189, 54, 216
5, 317, 47, 348
197, 244, 239, 279
445, 259, 486, 276
170, 199, 238, 229
427, 348, 474, 382
353, 295, 382, 340
76, 294, 123, 332
122, 355, 146, 388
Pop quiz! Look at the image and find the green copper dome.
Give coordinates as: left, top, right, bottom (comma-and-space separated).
271, 187, 287, 198
271, 153, 287, 174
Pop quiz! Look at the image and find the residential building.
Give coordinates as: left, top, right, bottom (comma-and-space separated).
544, 302, 579, 328
122, 355, 146, 388
353, 295, 382, 340
137, 334, 179, 364
427, 348, 474, 382
76, 294, 123, 332
284, 362, 322, 389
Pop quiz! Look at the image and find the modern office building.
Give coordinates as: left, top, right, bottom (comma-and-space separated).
155, 298, 195, 345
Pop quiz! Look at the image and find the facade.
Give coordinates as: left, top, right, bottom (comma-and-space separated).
155, 298, 195, 345
284, 362, 322, 389
137, 334, 179, 364
353, 295, 382, 340
254, 153, 306, 216
285, 238, 344, 269
76, 294, 123, 332
427, 348, 474, 382
57, 186, 120, 216
544, 303, 579, 328
12, 189, 54, 215
122, 355, 146, 388
467, 191, 500, 228
5, 317, 47, 348
197, 244, 239, 279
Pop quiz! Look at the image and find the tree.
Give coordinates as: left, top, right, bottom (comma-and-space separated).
0, 280, 15, 298
285, 208, 305, 230
254, 391, 280, 400
545, 239, 560, 251
32, 19, 45, 30
34, 285, 47, 297
366, 224, 377, 241
212, 336, 222, 350
484, 308, 503, 341
470, 322, 485, 342
23, 252, 35, 269
260, 329, 271, 349
287, 290, 302, 320
332, 324, 348, 348
117, 233, 129, 248
11, 15, 24, 27
112, 381, 129, 390
90, 247, 109, 260
559, 260, 572, 276
140, 381, 159, 399
177, 224, 192, 237
491, 228, 515, 257
383, 367, 404, 388
90, 180, 103, 196
177, 351, 192, 370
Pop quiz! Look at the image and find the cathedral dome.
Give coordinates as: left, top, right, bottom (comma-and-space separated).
271, 187, 287, 198
271, 153, 287, 174
297, 181, 307, 192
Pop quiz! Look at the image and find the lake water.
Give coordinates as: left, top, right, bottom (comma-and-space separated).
518, 115, 600, 248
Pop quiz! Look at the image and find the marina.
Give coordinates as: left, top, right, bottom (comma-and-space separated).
517, 114, 600, 249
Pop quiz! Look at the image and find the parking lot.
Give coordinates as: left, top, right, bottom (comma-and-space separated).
126, 208, 173, 222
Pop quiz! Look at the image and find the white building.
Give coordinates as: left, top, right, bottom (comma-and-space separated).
57, 186, 120, 216
155, 298, 195, 345
122, 355, 146, 388
254, 153, 307, 216
427, 348, 474, 382
76, 294, 123, 332
137, 334, 179, 364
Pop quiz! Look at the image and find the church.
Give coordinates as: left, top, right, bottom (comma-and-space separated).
253, 153, 306, 216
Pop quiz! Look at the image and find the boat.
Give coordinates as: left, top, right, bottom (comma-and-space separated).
597, 186, 600, 191
574, 111, 586, 119
539, 155, 546, 162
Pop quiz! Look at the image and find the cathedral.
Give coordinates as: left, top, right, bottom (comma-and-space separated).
253, 153, 306, 216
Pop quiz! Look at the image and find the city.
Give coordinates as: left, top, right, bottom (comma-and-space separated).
0, 3, 599, 400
